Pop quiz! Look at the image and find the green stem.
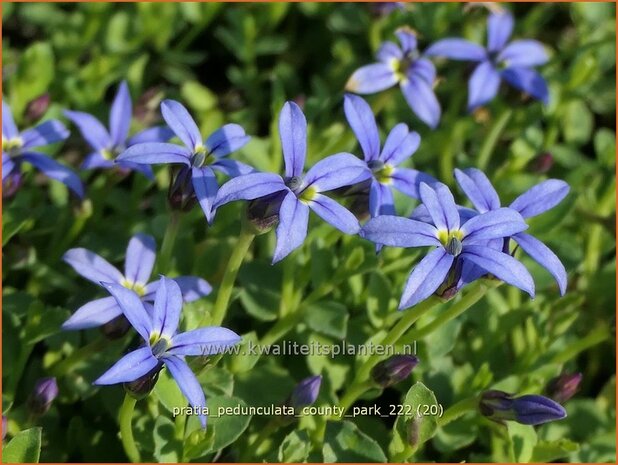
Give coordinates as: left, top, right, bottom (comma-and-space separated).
279, 258, 296, 317
477, 109, 513, 171
338, 380, 375, 412
119, 394, 140, 463
550, 326, 609, 364
158, 211, 182, 273
205, 227, 255, 326
50, 336, 109, 377
437, 396, 478, 427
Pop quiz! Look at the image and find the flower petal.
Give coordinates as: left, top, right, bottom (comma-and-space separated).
360, 215, 440, 248
118, 161, 155, 180
192, 166, 218, 223
303, 152, 370, 193
513, 232, 567, 295
173, 276, 213, 302
160, 99, 202, 150
94, 347, 158, 385
162, 356, 207, 428
399, 248, 454, 309
419, 182, 460, 231
273, 191, 309, 263
63, 248, 124, 284
102, 282, 152, 342
343, 94, 380, 162
214, 172, 288, 209
425, 38, 487, 61
391, 168, 438, 199
487, 10, 514, 52
64, 110, 111, 151
168, 327, 241, 356
21, 120, 69, 149
454, 168, 501, 213
400, 74, 441, 129
369, 180, 396, 217
498, 40, 548, 68
309, 193, 360, 234
501, 67, 549, 104
109, 81, 132, 147
345, 63, 398, 94
381, 125, 421, 166
211, 158, 255, 177
468, 61, 501, 111
461, 245, 535, 297
124, 233, 156, 286
395, 27, 417, 54
81, 152, 114, 170
461, 207, 528, 244
151, 277, 183, 338
21, 152, 84, 198
279, 101, 307, 178
409, 58, 437, 84
509, 179, 569, 218
117, 142, 192, 166
127, 126, 175, 146
2, 101, 19, 139
205, 124, 250, 158
62, 296, 122, 330
377, 41, 403, 63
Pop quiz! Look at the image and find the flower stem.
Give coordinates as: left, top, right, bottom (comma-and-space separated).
477, 108, 513, 171
119, 394, 140, 463
158, 211, 182, 273
437, 396, 478, 427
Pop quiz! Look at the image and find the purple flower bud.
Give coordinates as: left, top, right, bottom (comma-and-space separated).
479, 390, 567, 426
28, 377, 59, 416
24, 93, 51, 124
2, 415, 7, 440
168, 166, 197, 212
123, 364, 164, 400
289, 375, 322, 408
2, 172, 23, 199
527, 152, 554, 174
371, 2, 405, 17
371, 355, 419, 388
100, 314, 132, 340
546, 372, 582, 404
245, 191, 287, 234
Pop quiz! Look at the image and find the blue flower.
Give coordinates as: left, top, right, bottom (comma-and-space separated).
454, 168, 569, 295
64, 81, 174, 179
62, 233, 212, 330
95, 277, 241, 428
2, 101, 83, 198
346, 27, 441, 128
479, 390, 567, 426
289, 375, 322, 408
343, 94, 437, 218
361, 182, 534, 309
425, 9, 549, 110
214, 101, 370, 263
117, 99, 252, 222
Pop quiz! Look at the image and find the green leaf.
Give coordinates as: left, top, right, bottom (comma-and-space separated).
531, 438, 580, 462
304, 301, 349, 339
278, 430, 312, 462
562, 99, 593, 145
11, 42, 54, 117
3, 427, 42, 463
508, 422, 538, 462
152, 416, 179, 462
366, 270, 393, 327
322, 421, 387, 462
154, 369, 186, 414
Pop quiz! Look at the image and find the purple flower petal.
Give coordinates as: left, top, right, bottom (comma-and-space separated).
21, 120, 69, 149
168, 327, 241, 356
279, 101, 307, 178
419, 182, 460, 231
514, 232, 567, 295
173, 276, 212, 302
498, 40, 548, 68
400, 74, 441, 129
62, 296, 122, 330
303, 152, 370, 193
81, 151, 114, 170
346, 63, 398, 94
118, 161, 155, 180
64, 110, 111, 151
309, 193, 360, 234
205, 124, 250, 158
461, 245, 535, 297
102, 282, 153, 342
369, 180, 395, 217
117, 142, 192, 166
424, 38, 487, 61
214, 172, 288, 207
509, 179, 569, 218
94, 347, 158, 385
399, 248, 454, 309
391, 168, 438, 199
192, 166, 218, 223
454, 168, 501, 213
2, 101, 19, 139
273, 191, 309, 263
127, 126, 175, 146
377, 41, 403, 63
468, 61, 501, 111
152, 277, 183, 339
360, 215, 440, 248
409, 58, 437, 85
124, 233, 156, 286
461, 207, 528, 244
109, 81, 132, 148
395, 27, 417, 54
162, 356, 207, 428
21, 152, 84, 198
501, 67, 549, 104
487, 10, 514, 52
2, 153, 15, 181
380, 123, 412, 165
343, 94, 380, 161
63, 248, 124, 285
160, 99, 202, 151
211, 158, 255, 177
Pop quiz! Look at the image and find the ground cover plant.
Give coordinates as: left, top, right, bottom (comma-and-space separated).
2, 2, 616, 463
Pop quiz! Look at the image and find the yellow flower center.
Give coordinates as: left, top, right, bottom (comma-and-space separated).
149, 332, 171, 356
2, 136, 23, 156
121, 279, 146, 297
437, 229, 464, 256
299, 185, 317, 204
374, 163, 395, 184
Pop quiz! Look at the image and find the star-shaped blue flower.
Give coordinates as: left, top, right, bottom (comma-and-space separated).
95, 277, 241, 428
64, 81, 174, 179
2, 101, 83, 198
425, 9, 549, 110
346, 27, 441, 128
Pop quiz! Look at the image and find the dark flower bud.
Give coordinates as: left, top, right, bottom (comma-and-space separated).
168, 166, 197, 212
546, 372, 582, 404
479, 390, 567, 426
100, 314, 132, 340
27, 377, 59, 416
527, 152, 554, 174
25, 93, 51, 124
244, 191, 286, 235
289, 375, 322, 408
133, 86, 164, 125
2, 172, 23, 199
2, 415, 7, 440
123, 364, 163, 400
371, 355, 419, 388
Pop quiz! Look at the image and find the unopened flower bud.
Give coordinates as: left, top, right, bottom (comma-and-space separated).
546, 372, 582, 404
2, 416, 7, 440
27, 377, 59, 416
168, 166, 197, 211
124, 364, 163, 400
289, 375, 322, 408
527, 152, 554, 174
25, 93, 51, 124
3, 172, 23, 198
244, 191, 286, 235
479, 390, 566, 426
371, 355, 419, 388
100, 314, 132, 340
